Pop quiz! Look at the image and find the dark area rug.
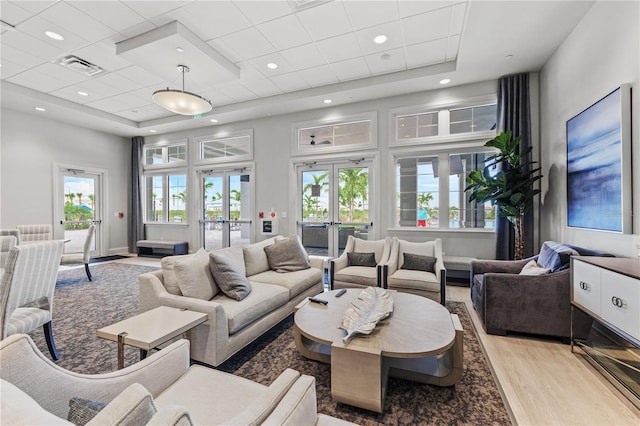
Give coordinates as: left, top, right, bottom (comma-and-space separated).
29, 262, 511, 425
219, 302, 511, 425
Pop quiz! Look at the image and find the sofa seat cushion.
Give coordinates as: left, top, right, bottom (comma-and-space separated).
213, 283, 289, 334
334, 266, 378, 287
387, 270, 440, 292
250, 268, 322, 298
155, 365, 265, 425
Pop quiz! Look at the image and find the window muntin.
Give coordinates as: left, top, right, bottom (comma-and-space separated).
200, 135, 251, 160
396, 112, 438, 140
298, 120, 372, 150
450, 104, 497, 134
448, 153, 496, 229
144, 173, 187, 223
144, 142, 187, 166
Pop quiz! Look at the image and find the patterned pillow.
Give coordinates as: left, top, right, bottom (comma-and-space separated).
401, 253, 437, 272
264, 236, 310, 273
537, 242, 578, 272
68, 398, 106, 426
347, 252, 377, 267
209, 252, 252, 301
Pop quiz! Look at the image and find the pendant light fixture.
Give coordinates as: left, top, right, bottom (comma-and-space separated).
152, 65, 212, 116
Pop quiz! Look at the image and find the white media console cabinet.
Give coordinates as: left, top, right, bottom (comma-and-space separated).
571, 256, 640, 410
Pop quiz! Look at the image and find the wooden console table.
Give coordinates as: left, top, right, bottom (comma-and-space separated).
571, 256, 640, 410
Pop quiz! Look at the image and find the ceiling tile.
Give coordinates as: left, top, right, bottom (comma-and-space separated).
118, 20, 157, 40
248, 53, 294, 77
7, 67, 73, 93
404, 39, 448, 69
182, 1, 252, 39
315, 33, 362, 63
71, 40, 132, 74
298, 64, 340, 87
0, 43, 43, 69
1, 2, 33, 26
86, 95, 135, 114
450, 2, 467, 35
398, 1, 453, 18
0, 58, 24, 79
35, 62, 93, 86
16, 15, 90, 53
216, 85, 259, 102
279, 43, 327, 70
8, 1, 57, 15
218, 27, 275, 61
364, 48, 406, 75
49, 85, 101, 104
402, 8, 452, 46
93, 72, 140, 93
198, 89, 235, 107
70, 1, 147, 33
331, 57, 371, 82
241, 78, 282, 97
296, 1, 352, 41
446, 35, 461, 62
257, 14, 311, 50
63, 76, 118, 100
355, 21, 404, 55
236, 61, 266, 82
234, 1, 294, 25
121, 1, 188, 21
269, 72, 310, 92
38, 2, 113, 43
342, 1, 399, 30
116, 65, 165, 87
207, 39, 244, 64
1, 30, 65, 62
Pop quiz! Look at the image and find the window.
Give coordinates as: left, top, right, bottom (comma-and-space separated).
197, 132, 252, 162
144, 173, 186, 223
396, 111, 438, 141
450, 104, 497, 134
144, 141, 187, 166
396, 157, 439, 228
448, 153, 496, 229
293, 112, 377, 154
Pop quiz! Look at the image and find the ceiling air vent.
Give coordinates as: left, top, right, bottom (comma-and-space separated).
56, 55, 104, 76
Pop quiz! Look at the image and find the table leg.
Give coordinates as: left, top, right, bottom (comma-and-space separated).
140, 349, 148, 360
117, 332, 127, 370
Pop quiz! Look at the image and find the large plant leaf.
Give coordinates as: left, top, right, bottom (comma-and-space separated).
339, 287, 394, 343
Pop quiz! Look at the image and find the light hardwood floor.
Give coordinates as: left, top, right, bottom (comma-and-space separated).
114, 257, 640, 424
447, 284, 640, 425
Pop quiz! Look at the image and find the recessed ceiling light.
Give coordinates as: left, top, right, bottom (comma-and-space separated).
381, 53, 391, 60
34, 107, 46, 112
45, 31, 64, 41
373, 35, 387, 44
210, 119, 218, 123
77, 91, 89, 96
149, 129, 157, 133
323, 99, 332, 104
267, 62, 278, 70
176, 47, 184, 53
439, 78, 451, 85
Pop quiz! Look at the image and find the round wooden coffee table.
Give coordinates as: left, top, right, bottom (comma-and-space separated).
294, 289, 463, 413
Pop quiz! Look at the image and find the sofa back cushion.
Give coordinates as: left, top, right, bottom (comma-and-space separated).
174, 250, 219, 300
0, 379, 73, 425
243, 236, 280, 277
537, 241, 578, 273
352, 238, 388, 264
264, 236, 310, 273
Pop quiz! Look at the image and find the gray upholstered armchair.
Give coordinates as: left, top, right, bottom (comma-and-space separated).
470, 241, 611, 341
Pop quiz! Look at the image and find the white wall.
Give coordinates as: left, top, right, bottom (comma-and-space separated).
539, 1, 640, 257
0, 109, 131, 254
146, 80, 499, 259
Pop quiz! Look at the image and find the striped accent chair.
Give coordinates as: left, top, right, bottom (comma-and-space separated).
60, 224, 95, 281
0, 241, 64, 360
0, 229, 21, 245
0, 236, 18, 268
16, 224, 53, 243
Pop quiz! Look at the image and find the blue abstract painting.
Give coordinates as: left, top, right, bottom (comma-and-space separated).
567, 88, 622, 232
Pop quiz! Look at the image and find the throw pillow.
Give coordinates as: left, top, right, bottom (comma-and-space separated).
264, 236, 311, 273
401, 252, 437, 272
347, 252, 377, 267
86, 383, 156, 426
243, 236, 279, 276
174, 250, 218, 300
209, 252, 252, 301
68, 398, 106, 426
537, 241, 579, 272
519, 259, 551, 276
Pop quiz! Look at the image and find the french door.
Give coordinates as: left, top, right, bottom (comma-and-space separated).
297, 159, 373, 257
55, 167, 103, 256
199, 169, 252, 250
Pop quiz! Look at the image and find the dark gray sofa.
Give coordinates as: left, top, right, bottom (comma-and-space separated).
470, 242, 612, 341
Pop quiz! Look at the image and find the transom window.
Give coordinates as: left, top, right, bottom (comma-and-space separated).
144, 142, 187, 165
195, 130, 253, 163
396, 111, 438, 140
450, 104, 497, 134
293, 112, 377, 154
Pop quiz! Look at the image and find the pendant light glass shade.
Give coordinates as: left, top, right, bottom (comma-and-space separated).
152, 65, 212, 116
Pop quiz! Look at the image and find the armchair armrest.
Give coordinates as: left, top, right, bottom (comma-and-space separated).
262, 375, 318, 426
0, 335, 190, 419
308, 255, 325, 270
470, 257, 534, 276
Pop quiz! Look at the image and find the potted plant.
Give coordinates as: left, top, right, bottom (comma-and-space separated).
465, 130, 542, 259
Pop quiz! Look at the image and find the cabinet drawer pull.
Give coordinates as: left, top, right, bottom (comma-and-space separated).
611, 296, 626, 309
579, 281, 590, 291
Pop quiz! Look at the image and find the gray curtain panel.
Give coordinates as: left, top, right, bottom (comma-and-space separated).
496, 73, 535, 259
128, 136, 145, 253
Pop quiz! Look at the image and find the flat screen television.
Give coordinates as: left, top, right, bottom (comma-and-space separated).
566, 84, 632, 233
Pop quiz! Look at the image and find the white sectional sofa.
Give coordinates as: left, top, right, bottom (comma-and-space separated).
138, 236, 324, 367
